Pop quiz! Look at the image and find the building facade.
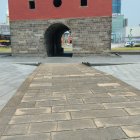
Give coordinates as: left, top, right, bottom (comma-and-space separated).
112, 0, 127, 44
112, 15, 126, 43
9, 0, 112, 57
112, 0, 121, 14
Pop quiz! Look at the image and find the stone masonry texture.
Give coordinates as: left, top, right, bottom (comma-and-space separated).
10, 16, 112, 57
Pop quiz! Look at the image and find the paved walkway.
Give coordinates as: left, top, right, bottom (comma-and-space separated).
1, 55, 140, 115
0, 63, 36, 111
0, 64, 140, 140
94, 63, 140, 90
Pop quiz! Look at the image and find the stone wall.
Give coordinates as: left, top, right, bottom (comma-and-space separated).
10, 16, 112, 57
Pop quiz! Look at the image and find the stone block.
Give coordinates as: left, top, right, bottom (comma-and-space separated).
122, 125, 140, 138
95, 115, 140, 128
83, 96, 128, 104
57, 119, 96, 131
3, 124, 29, 136
125, 108, 140, 115
29, 112, 71, 123
36, 100, 67, 107
71, 109, 128, 119
103, 101, 140, 109
9, 112, 70, 124
29, 122, 57, 134
14, 107, 51, 115
52, 104, 104, 113
1, 133, 51, 140
52, 127, 127, 140
9, 115, 31, 124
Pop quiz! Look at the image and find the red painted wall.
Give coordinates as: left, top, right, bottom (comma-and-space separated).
8, 0, 112, 21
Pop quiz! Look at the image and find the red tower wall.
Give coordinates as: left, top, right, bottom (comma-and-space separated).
8, 0, 112, 21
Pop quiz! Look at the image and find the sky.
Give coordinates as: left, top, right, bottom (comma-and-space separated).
122, 0, 140, 26
0, 0, 140, 26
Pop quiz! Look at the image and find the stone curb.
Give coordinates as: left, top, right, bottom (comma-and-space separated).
0, 66, 40, 137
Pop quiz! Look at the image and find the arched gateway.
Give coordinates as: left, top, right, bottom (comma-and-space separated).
45, 23, 71, 57
9, 0, 112, 57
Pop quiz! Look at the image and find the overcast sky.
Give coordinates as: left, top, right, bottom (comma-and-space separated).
0, 0, 139, 26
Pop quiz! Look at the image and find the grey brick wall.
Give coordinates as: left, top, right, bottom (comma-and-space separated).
10, 16, 112, 57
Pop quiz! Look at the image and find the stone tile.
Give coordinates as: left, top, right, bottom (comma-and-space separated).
120, 139, 140, 140
18, 101, 36, 108
52, 127, 127, 140
122, 125, 140, 137
105, 86, 129, 93
97, 83, 120, 87
127, 96, 140, 101
108, 92, 137, 97
14, 107, 51, 115
91, 93, 110, 98
125, 108, 140, 115
67, 99, 83, 105
83, 96, 128, 104
25, 89, 40, 93
103, 101, 140, 109
57, 119, 96, 131
9, 115, 31, 124
24, 92, 39, 97
29, 122, 57, 134
54, 89, 92, 94
30, 112, 70, 123
3, 124, 29, 136
91, 88, 108, 94
9, 112, 70, 124
36, 100, 67, 107
66, 93, 94, 99
52, 92, 66, 98
120, 138, 140, 140
22, 95, 66, 102
30, 83, 52, 87
1, 133, 51, 140
52, 104, 104, 113
95, 115, 140, 128
71, 109, 128, 119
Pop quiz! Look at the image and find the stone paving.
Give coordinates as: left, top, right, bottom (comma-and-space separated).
0, 63, 140, 140
93, 63, 140, 90
1, 55, 140, 114
0, 63, 36, 112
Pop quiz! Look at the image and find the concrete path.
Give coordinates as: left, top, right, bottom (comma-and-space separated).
0, 63, 36, 111
0, 64, 140, 140
93, 63, 140, 90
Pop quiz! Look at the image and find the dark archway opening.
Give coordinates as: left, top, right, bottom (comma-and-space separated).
45, 23, 73, 57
